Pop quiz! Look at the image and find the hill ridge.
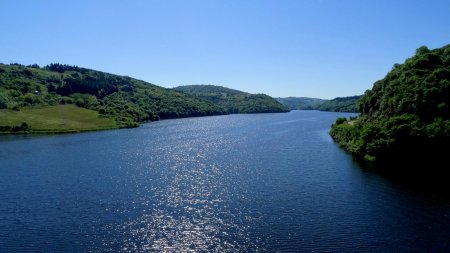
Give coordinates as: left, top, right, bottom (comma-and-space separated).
174, 84, 289, 114
0, 63, 287, 133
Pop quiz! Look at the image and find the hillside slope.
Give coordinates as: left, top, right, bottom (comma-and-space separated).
330, 44, 450, 166
174, 85, 289, 113
0, 105, 117, 133
0, 64, 289, 133
0, 63, 226, 132
275, 97, 328, 110
315, 95, 361, 112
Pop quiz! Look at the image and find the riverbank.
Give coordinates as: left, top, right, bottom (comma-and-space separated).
0, 105, 119, 134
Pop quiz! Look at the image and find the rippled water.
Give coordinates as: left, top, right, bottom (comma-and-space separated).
1, 110, 450, 252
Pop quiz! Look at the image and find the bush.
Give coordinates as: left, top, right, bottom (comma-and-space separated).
0, 93, 9, 109
11, 104, 20, 111
335, 117, 347, 125
22, 93, 40, 105
1, 122, 31, 132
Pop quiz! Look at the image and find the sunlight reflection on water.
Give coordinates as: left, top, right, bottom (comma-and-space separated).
109, 123, 257, 252
3, 111, 450, 252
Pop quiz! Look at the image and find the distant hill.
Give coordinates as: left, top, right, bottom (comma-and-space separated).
0, 64, 289, 133
330, 44, 450, 166
174, 85, 289, 114
275, 97, 328, 110
0, 63, 226, 132
276, 96, 360, 112
174, 85, 244, 96
315, 95, 361, 112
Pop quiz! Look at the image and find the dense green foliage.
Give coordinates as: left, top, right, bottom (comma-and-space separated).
1, 64, 288, 133
276, 96, 360, 112
275, 97, 328, 110
0, 63, 227, 130
174, 85, 289, 113
315, 96, 361, 112
174, 85, 244, 96
330, 44, 450, 165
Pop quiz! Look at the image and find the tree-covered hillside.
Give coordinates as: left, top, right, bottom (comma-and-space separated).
330, 44, 450, 166
0, 63, 226, 131
174, 85, 289, 113
174, 85, 244, 96
275, 97, 328, 110
275, 96, 360, 112
0, 64, 290, 133
315, 96, 361, 112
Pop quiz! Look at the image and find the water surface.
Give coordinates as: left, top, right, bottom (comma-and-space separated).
1, 111, 449, 252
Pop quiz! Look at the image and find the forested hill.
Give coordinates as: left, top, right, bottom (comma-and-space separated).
330, 44, 450, 166
275, 97, 328, 110
315, 95, 361, 112
275, 96, 360, 112
0, 64, 223, 132
174, 85, 289, 113
0, 64, 290, 133
174, 85, 244, 96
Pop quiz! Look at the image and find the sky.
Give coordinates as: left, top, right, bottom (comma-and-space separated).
1, 0, 449, 99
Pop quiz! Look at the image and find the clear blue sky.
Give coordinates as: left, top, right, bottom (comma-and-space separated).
1, 0, 449, 99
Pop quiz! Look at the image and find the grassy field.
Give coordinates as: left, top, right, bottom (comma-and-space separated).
0, 105, 118, 133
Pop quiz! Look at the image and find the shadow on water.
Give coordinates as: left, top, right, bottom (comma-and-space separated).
351, 155, 450, 198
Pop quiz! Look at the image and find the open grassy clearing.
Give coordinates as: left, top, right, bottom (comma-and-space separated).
0, 105, 118, 133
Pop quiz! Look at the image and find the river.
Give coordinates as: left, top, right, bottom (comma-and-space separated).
1, 110, 449, 252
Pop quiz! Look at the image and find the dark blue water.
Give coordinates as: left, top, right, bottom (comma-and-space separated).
1, 110, 450, 252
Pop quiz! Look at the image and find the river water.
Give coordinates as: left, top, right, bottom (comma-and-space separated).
1, 110, 449, 252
